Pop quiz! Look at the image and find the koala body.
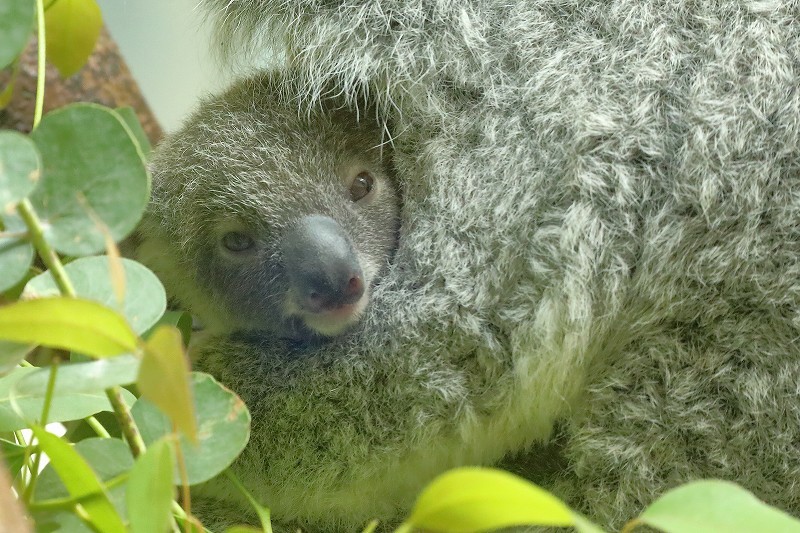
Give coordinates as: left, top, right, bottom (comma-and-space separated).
137, 74, 399, 343
144, 1, 800, 531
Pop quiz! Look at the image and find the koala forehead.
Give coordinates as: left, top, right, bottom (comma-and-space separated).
147, 80, 388, 253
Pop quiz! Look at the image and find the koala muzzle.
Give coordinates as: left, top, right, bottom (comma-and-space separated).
282, 215, 365, 313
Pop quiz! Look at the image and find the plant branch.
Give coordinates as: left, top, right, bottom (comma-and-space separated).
16, 199, 76, 298
34, 0, 46, 128
106, 387, 145, 458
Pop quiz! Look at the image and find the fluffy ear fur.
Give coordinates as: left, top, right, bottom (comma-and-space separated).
186, 1, 800, 530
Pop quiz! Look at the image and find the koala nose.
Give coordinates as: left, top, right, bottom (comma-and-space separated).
282, 215, 365, 312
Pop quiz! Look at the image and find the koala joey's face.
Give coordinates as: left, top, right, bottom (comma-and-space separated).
139, 77, 400, 343
204, 160, 399, 342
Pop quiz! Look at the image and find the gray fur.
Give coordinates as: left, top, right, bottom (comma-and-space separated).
137, 74, 398, 342
147, 1, 800, 530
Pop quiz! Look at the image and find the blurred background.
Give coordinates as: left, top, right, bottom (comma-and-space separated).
97, 0, 247, 133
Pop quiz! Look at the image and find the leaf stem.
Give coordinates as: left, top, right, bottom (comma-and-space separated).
22, 358, 60, 503
85, 415, 111, 438
27, 472, 129, 512
34, 0, 46, 129
16, 199, 76, 298
106, 387, 145, 457
224, 469, 273, 533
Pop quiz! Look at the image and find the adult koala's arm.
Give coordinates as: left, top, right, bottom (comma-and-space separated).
198, 0, 800, 529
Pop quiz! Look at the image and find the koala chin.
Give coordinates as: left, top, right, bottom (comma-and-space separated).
135, 73, 399, 343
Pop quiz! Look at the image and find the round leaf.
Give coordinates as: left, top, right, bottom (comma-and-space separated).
403, 467, 575, 532
0, 297, 138, 356
29, 104, 150, 256
0, 131, 41, 209
44, 0, 102, 78
31, 428, 126, 532
24, 256, 167, 334
0, 213, 34, 293
0, 0, 35, 69
636, 480, 800, 533
132, 372, 250, 485
0, 340, 34, 376
33, 438, 133, 533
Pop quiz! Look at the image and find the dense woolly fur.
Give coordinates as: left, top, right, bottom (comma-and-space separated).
153, 1, 800, 530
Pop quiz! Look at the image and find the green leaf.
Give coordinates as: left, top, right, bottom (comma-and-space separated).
0, 0, 35, 69
138, 326, 197, 443
0, 130, 41, 209
225, 470, 272, 533
34, 437, 134, 532
44, 0, 102, 77
0, 297, 138, 356
0, 340, 34, 376
29, 103, 150, 256
0, 437, 27, 475
402, 467, 575, 533
144, 310, 193, 346
127, 437, 175, 533
225, 528, 263, 533
0, 366, 136, 431
24, 256, 167, 335
0, 213, 34, 293
634, 479, 800, 533
115, 107, 152, 157
15, 354, 139, 397
31, 427, 126, 533
132, 372, 250, 485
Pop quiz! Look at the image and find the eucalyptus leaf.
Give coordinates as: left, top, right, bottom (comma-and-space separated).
31, 428, 126, 533
44, 0, 102, 78
0, 130, 41, 209
35, 437, 133, 506
132, 372, 250, 485
0, 366, 136, 431
24, 256, 167, 334
0, 213, 34, 293
0, 297, 139, 357
127, 437, 175, 533
403, 467, 575, 533
115, 107, 152, 157
636, 480, 800, 533
144, 310, 193, 346
0, 340, 33, 376
15, 355, 140, 398
0, 0, 35, 69
139, 326, 197, 443
29, 104, 150, 256
0, 437, 26, 476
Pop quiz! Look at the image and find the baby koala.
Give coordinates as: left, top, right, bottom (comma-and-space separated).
135, 73, 399, 342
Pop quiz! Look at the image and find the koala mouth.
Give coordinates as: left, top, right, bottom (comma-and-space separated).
299, 290, 369, 336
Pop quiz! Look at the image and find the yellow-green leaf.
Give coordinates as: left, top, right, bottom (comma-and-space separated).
138, 326, 198, 443
0, 297, 137, 356
31, 426, 126, 533
44, 0, 102, 77
127, 437, 175, 533
402, 467, 574, 533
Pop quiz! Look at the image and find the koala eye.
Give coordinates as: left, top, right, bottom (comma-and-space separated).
350, 171, 375, 202
221, 231, 255, 253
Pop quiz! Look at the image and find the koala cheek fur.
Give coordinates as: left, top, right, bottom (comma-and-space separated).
151, 1, 800, 531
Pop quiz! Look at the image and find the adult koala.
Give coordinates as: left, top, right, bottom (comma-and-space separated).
156, 0, 800, 530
